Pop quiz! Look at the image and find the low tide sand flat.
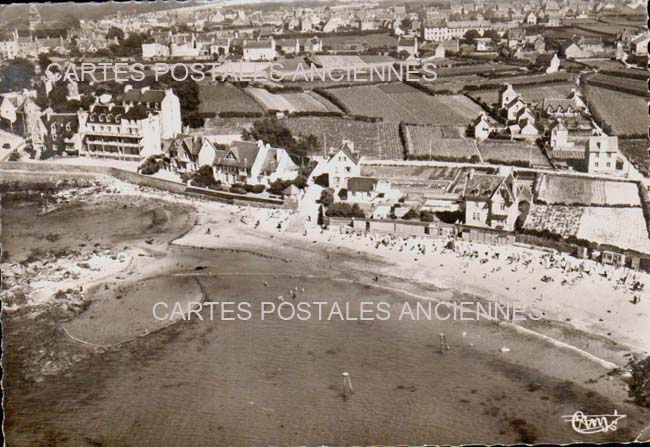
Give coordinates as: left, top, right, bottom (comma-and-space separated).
1, 1, 649, 446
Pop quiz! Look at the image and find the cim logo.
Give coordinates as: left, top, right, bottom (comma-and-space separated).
562, 410, 626, 434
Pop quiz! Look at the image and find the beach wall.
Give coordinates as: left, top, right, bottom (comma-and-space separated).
0, 162, 291, 208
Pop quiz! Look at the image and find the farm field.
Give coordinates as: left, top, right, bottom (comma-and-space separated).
198, 82, 264, 115
535, 174, 640, 207
283, 117, 403, 159
321, 32, 397, 49
468, 82, 577, 106
434, 63, 522, 78
586, 73, 647, 97
619, 139, 650, 177
326, 83, 484, 125
245, 87, 341, 113
478, 140, 551, 168
404, 125, 480, 160
524, 204, 583, 238
583, 85, 647, 136
577, 207, 650, 254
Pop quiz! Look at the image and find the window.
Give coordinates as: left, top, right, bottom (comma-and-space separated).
345, 167, 351, 173
606, 162, 611, 168
595, 162, 599, 167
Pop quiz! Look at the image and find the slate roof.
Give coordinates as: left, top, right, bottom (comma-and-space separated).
348, 176, 378, 193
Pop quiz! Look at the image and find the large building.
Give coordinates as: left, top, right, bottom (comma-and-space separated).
117, 86, 182, 140
78, 103, 163, 161
422, 20, 491, 41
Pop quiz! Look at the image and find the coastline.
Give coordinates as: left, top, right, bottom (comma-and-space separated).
3, 182, 650, 445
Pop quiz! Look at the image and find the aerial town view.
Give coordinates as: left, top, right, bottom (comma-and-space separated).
1, 0, 649, 445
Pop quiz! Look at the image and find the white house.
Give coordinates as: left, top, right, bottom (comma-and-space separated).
545, 53, 560, 74
243, 38, 277, 61
526, 12, 537, 25
585, 134, 625, 174
499, 84, 518, 109
397, 36, 418, 57
211, 140, 299, 185
463, 168, 519, 231
631, 33, 650, 56
471, 113, 492, 140
506, 97, 527, 121
309, 143, 361, 189
346, 177, 400, 203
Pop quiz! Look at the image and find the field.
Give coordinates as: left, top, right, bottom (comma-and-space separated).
477, 140, 552, 168
619, 139, 650, 177
535, 174, 640, 207
584, 85, 648, 135
524, 205, 584, 238
468, 82, 577, 106
404, 125, 480, 160
326, 83, 484, 125
587, 73, 648, 97
283, 117, 403, 159
245, 87, 341, 113
321, 32, 397, 49
434, 63, 522, 78
577, 207, 650, 253
198, 82, 264, 115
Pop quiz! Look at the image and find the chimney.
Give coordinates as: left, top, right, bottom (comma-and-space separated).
141, 86, 150, 93
124, 84, 132, 92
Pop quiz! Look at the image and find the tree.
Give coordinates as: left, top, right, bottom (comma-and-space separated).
242, 118, 318, 164
463, 29, 481, 45
183, 112, 204, 129
402, 208, 419, 220
400, 17, 412, 30
325, 203, 365, 218
106, 26, 125, 41
192, 165, 218, 188
319, 188, 335, 207
37, 53, 52, 73
0, 59, 35, 93
483, 29, 501, 43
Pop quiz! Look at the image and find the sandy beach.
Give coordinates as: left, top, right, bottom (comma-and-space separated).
3, 178, 650, 445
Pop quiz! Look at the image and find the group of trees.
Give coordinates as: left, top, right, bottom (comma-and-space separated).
106, 27, 149, 58
242, 118, 319, 164
0, 59, 35, 93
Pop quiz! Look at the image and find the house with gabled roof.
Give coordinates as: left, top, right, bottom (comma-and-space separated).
463, 168, 519, 231
168, 134, 203, 174
506, 97, 527, 121
499, 84, 519, 109
309, 142, 362, 189
471, 113, 493, 140
243, 38, 277, 61
211, 139, 299, 185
